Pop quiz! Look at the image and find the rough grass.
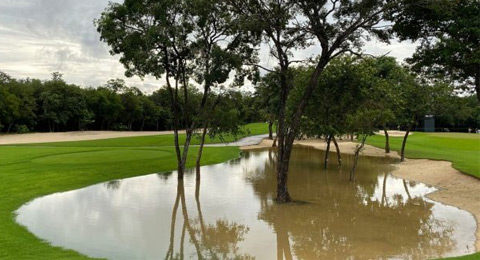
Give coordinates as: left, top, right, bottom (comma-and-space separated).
0, 123, 268, 260
367, 132, 480, 179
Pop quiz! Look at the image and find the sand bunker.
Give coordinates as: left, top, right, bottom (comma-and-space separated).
0, 131, 181, 145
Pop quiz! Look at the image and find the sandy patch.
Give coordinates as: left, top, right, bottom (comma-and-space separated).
0, 131, 182, 145
241, 138, 480, 251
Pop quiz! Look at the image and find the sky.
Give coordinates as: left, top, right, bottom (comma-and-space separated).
0, 0, 419, 93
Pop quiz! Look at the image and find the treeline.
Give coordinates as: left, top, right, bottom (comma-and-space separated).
1, 66, 478, 135
0, 72, 260, 133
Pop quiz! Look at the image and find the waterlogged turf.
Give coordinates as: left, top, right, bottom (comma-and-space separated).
1, 125, 479, 259
16, 147, 477, 259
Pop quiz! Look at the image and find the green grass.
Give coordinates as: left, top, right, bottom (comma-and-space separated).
368, 132, 480, 260
0, 123, 268, 259
367, 132, 480, 178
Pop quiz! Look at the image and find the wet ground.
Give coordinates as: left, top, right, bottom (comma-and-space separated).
16, 146, 476, 259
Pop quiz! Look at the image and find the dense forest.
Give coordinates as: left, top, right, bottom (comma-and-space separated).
0, 68, 478, 135
0, 71, 261, 133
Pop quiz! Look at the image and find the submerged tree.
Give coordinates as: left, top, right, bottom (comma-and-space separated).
231, 0, 397, 202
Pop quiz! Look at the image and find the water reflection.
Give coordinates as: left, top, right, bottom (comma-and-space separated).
16, 147, 476, 259
165, 180, 251, 260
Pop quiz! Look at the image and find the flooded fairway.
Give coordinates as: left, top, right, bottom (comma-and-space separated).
16, 146, 476, 259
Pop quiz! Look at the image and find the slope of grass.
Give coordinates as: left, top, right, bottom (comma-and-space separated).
367, 132, 480, 178
0, 123, 269, 259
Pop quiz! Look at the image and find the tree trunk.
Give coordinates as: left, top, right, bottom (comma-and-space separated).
275, 208, 293, 260
384, 128, 390, 153
7, 122, 14, 133
196, 123, 209, 181
165, 180, 181, 260
475, 72, 480, 103
350, 134, 367, 181
272, 133, 278, 147
403, 179, 412, 200
275, 61, 292, 203
179, 180, 203, 259
332, 136, 342, 165
177, 130, 193, 179
275, 58, 329, 203
140, 119, 145, 131
381, 172, 388, 207
400, 126, 411, 162
350, 133, 354, 141
268, 121, 273, 140
324, 134, 332, 169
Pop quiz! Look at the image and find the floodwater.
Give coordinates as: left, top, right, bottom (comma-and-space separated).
16, 146, 476, 260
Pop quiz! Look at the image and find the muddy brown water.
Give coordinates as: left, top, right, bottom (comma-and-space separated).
16, 146, 476, 259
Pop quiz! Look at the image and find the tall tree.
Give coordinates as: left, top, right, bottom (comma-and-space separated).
97, 0, 257, 179
389, 0, 480, 102
232, 0, 395, 202
188, 0, 259, 179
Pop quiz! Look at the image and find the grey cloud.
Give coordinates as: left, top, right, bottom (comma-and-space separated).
0, 0, 419, 93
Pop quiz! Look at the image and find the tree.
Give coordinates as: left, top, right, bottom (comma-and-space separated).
301, 56, 369, 167
96, 0, 257, 179
255, 72, 281, 140
395, 79, 432, 161
0, 86, 20, 132
232, 0, 395, 202
389, 0, 480, 102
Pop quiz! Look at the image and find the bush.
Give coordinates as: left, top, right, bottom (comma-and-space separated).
111, 124, 128, 131
15, 125, 30, 134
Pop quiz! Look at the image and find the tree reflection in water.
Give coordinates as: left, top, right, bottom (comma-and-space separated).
165, 177, 253, 260
248, 147, 456, 260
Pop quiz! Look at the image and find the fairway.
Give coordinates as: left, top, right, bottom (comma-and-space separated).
367, 132, 480, 178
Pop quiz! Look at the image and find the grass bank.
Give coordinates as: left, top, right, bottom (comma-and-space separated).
0, 123, 267, 259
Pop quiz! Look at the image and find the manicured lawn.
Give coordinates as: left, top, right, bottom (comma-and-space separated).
0, 123, 268, 259
368, 132, 480, 260
367, 132, 480, 179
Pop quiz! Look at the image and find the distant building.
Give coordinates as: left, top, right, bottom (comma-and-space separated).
424, 115, 435, 132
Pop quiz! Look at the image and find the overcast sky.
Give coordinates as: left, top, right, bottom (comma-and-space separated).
0, 0, 419, 93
